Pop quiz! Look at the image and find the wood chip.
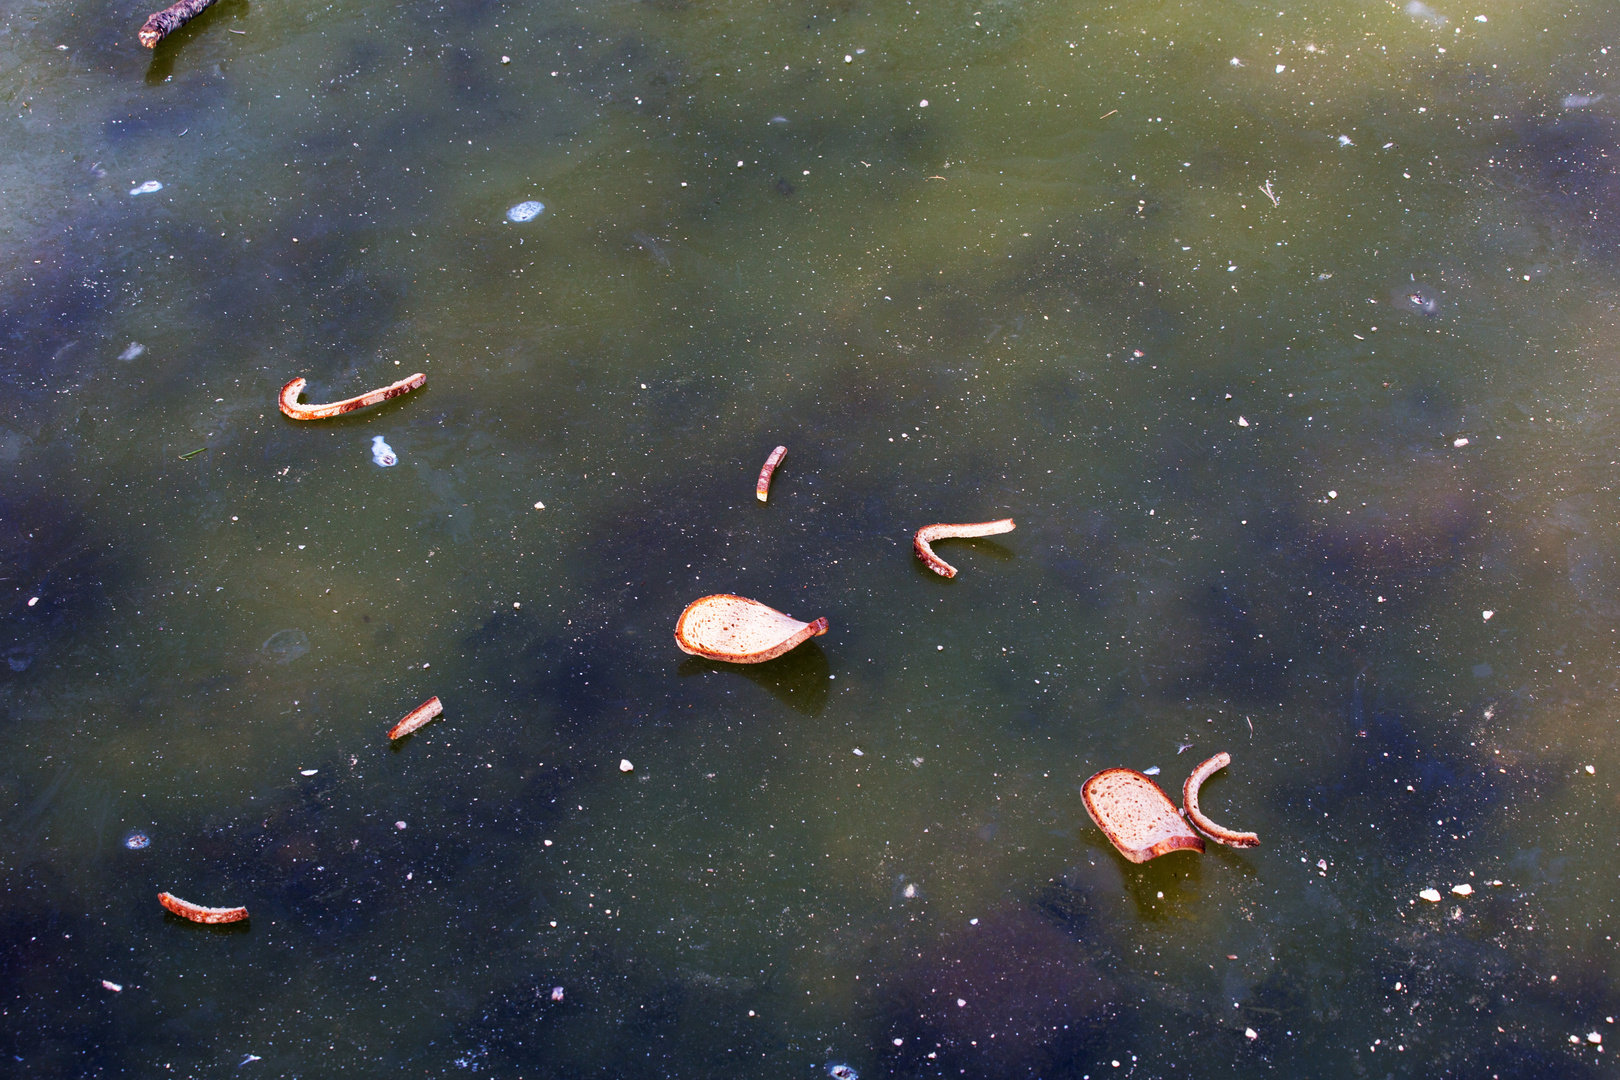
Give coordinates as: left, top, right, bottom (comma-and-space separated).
674, 594, 827, 663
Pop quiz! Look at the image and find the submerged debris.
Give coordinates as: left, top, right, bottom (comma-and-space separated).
674, 594, 828, 663
387, 696, 444, 740
1081, 767, 1205, 862
1182, 752, 1260, 848
158, 891, 248, 924
279, 372, 426, 420
913, 519, 1016, 578
755, 445, 787, 503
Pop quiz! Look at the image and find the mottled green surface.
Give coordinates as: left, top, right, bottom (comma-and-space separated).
4, 0, 1620, 1075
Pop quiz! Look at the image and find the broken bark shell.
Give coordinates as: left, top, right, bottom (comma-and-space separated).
1181, 752, 1260, 848
674, 594, 827, 664
913, 519, 1016, 578
158, 891, 248, 924
138, 0, 218, 47
1081, 767, 1205, 863
388, 696, 444, 740
278, 372, 426, 420
756, 445, 787, 503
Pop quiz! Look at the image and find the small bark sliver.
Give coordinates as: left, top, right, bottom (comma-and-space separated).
1082, 767, 1205, 863
279, 373, 427, 420
913, 519, 1016, 578
158, 891, 248, 924
1182, 752, 1260, 848
674, 594, 827, 663
139, 0, 219, 48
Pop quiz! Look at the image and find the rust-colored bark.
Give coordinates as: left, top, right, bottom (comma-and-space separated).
138, 0, 219, 48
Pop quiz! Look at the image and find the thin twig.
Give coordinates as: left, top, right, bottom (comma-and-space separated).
1259, 180, 1279, 207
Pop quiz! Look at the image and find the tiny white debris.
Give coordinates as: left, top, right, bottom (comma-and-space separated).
1338, 135, 1354, 146
506, 200, 546, 223
936, 645, 944, 651
956, 998, 967, 1007
129, 180, 163, 195
1451, 883, 1473, 896
371, 435, 397, 467
544, 839, 553, 846
500, 55, 511, 64
513, 602, 521, 609
1143, 766, 1161, 776
1482, 610, 1494, 620
1328, 490, 1338, 499
892, 1038, 904, 1046
1275, 64, 1286, 73
845, 55, 853, 62
970, 917, 979, 925
1487, 879, 1503, 886
852, 748, 864, 756
300, 769, 317, 777
102, 980, 123, 992
1317, 859, 1329, 871
1571, 1035, 1582, 1044
619, 759, 634, 773
28, 597, 39, 607
1245, 1027, 1258, 1040
1586, 764, 1597, 775
1237, 416, 1250, 427
919, 99, 929, 107
534, 501, 545, 510
1453, 436, 1469, 447
240, 1055, 262, 1065
1419, 888, 1443, 902
550, 986, 565, 1002
1475, 13, 1487, 20
118, 342, 145, 361
902, 882, 918, 898
1227, 264, 1238, 272
1589, 1032, 1603, 1044
1230, 57, 1244, 66
395, 821, 407, 830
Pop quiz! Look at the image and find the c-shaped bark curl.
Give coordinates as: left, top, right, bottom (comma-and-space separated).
1182, 752, 1260, 848
279, 373, 426, 420
913, 519, 1016, 578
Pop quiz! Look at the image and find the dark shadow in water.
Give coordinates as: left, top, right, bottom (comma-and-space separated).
160, 912, 253, 934
0, 495, 115, 686
1509, 111, 1620, 261
676, 639, 829, 715
911, 538, 1016, 580
142, 0, 250, 85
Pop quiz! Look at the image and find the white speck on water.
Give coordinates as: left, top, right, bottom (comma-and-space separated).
102, 980, 122, 992
1452, 883, 1473, 895
852, 748, 864, 756
956, 998, 967, 1007
619, 759, 634, 773
1230, 57, 1244, 66
27, 597, 38, 607
1589, 1033, 1603, 1044
505, 200, 545, 222
1482, 610, 1494, 620
919, 99, 929, 107
1475, 13, 1487, 20
1328, 490, 1338, 498
1419, 888, 1443, 902
1245, 1028, 1258, 1040
1275, 64, 1286, 73
1586, 764, 1597, 774
300, 769, 317, 776
1237, 416, 1250, 427
118, 342, 145, 361
395, 821, 407, 830
1453, 436, 1470, 447
1227, 264, 1238, 272
534, 501, 545, 510
371, 435, 397, 467
1338, 135, 1354, 146
1143, 766, 1161, 776
129, 180, 163, 195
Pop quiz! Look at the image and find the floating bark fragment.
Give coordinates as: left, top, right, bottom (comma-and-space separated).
387, 696, 444, 740
278, 372, 426, 420
158, 891, 248, 924
1181, 752, 1260, 848
756, 445, 787, 503
674, 594, 827, 664
138, 0, 219, 48
913, 519, 1016, 578
1081, 767, 1205, 863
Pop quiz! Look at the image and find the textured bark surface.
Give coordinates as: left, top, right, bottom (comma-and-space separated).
1182, 752, 1261, 848
158, 891, 248, 924
138, 0, 219, 48
913, 518, 1016, 578
279, 372, 427, 420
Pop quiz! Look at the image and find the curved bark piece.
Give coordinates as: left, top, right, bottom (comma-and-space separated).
674, 594, 827, 664
1182, 752, 1260, 848
756, 446, 787, 503
138, 0, 218, 47
278, 372, 426, 420
158, 891, 248, 924
1082, 767, 1205, 863
387, 696, 444, 741
913, 519, 1016, 578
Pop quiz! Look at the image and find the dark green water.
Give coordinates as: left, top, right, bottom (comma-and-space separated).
4, 0, 1620, 1075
